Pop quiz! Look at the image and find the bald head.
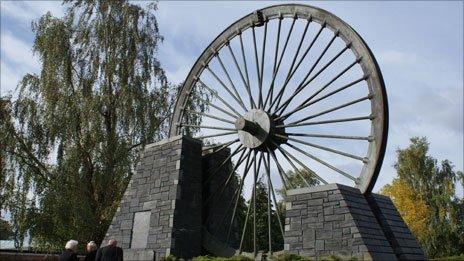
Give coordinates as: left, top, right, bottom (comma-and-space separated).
108, 239, 117, 246
87, 241, 97, 252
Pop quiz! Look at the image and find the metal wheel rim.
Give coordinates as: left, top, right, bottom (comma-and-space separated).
169, 3, 388, 254
170, 3, 388, 194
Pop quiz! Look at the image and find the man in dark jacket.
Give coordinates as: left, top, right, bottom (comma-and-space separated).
84, 241, 98, 261
59, 240, 78, 261
95, 239, 123, 261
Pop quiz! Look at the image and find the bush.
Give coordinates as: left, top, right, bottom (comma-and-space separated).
160, 255, 184, 261
319, 255, 358, 261
168, 253, 358, 261
431, 255, 464, 261
228, 255, 254, 261
270, 253, 312, 260
192, 255, 252, 261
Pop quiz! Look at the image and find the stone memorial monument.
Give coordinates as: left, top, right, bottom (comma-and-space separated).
104, 4, 425, 260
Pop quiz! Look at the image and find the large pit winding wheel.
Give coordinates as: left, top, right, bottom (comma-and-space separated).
169, 4, 388, 256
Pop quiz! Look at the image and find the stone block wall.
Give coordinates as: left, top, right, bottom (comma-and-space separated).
284, 184, 397, 260
103, 135, 425, 260
367, 194, 426, 260
104, 136, 202, 260
202, 147, 240, 251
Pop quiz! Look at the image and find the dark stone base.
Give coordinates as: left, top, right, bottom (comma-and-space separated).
284, 183, 425, 260
104, 135, 425, 260
104, 136, 203, 260
367, 194, 426, 260
123, 249, 155, 261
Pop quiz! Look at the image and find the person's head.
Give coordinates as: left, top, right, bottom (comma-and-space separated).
65, 240, 78, 252
108, 239, 117, 247
87, 241, 97, 252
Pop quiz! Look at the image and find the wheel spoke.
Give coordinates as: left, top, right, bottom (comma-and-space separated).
287, 95, 372, 126
209, 150, 255, 230
284, 142, 358, 182
274, 143, 328, 185
273, 31, 342, 114
276, 147, 311, 187
274, 143, 327, 185
197, 79, 242, 117
173, 7, 389, 240
277, 115, 373, 128
266, 148, 290, 190
227, 42, 257, 109
252, 26, 262, 109
204, 149, 251, 205
271, 19, 315, 110
277, 134, 366, 162
238, 32, 255, 109
226, 153, 262, 242
263, 16, 282, 109
285, 19, 311, 83
253, 151, 257, 256
194, 96, 237, 119
259, 21, 268, 109
277, 60, 362, 121
239, 181, 254, 253
216, 53, 248, 111
196, 131, 237, 140
203, 139, 240, 153
203, 145, 244, 185
179, 124, 235, 131
185, 109, 235, 124
269, 23, 327, 111
301, 44, 350, 90
267, 153, 272, 255
204, 66, 247, 112
286, 21, 324, 84
214, 182, 242, 234
262, 152, 285, 242
287, 132, 372, 141
265, 17, 296, 110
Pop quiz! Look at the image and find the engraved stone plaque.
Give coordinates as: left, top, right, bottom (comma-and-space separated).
131, 211, 151, 249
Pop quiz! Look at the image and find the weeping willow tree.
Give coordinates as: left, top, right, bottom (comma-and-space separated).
0, 0, 208, 250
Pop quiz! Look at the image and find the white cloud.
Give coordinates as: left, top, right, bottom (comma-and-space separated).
378, 50, 416, 66
0, 1, 462, 197
1, 1, 64, 24
0, 31, 40, 95
1, 31, 39, 70
0, 61, 22, 96
156, 3, 462, 196
1, 1, 64, 95
1, 1, 37, 24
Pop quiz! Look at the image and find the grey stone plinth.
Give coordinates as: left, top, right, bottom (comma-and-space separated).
285, 183, 424, 260
104, 136, 203, 260
202, 147, 240, 251
367, 194, 426, 260
123, 249, 155, 261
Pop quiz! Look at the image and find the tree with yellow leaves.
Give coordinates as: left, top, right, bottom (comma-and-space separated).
381, 178, 429, 243
381, 137, 464, 258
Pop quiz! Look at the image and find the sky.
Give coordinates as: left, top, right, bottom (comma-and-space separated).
1, 1, 463, 196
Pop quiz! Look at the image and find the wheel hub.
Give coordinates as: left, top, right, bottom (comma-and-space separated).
235, 109, 287, 151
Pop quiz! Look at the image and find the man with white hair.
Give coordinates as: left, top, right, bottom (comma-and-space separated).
85, 241, 98, 261
95, 238, 123, 261
59, 239, 78, 261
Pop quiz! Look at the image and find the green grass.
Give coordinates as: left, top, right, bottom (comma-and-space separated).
161, 253, 359, 261
431, 254, 464, 260
192, 255, 253, 261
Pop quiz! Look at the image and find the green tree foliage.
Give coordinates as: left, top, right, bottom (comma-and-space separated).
278, 169, 320, 197
381, 137, 464, 258
241, 179, 283, 253
0, 0, 211, 250
0, 217, 14, 240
